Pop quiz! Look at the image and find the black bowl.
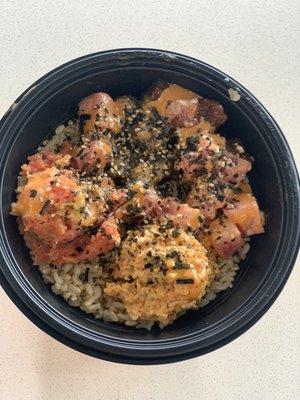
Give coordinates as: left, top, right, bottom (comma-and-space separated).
0, 49, 299, 364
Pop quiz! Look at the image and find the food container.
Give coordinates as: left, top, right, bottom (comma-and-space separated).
0, 49, 299, 364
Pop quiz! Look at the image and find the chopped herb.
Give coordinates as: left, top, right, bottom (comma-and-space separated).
106, 199, 114, 208
155, 257, 167, 274
174, 259, 190, 270
165, 220, 174, 229
171, 229, 180, 238
166, 132, 179, 147
39, 200, 50, 215
185, 136, 199, 152
90, 227, 98, 235
79, 268, 89, 282
83, 268, 89, 282
177, 180, 191, 201
163, 125, 174, 136
151, 107, 160, 120
193, 167, 207, 178
176, 279, 194, 284
29, 189, 37, 198
80, 113, 91, 121
144, 262, 153, 269
166, 250, 180, 258
156, 177, 177, 198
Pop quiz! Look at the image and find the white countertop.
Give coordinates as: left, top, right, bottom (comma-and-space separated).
0, 1, 299, 399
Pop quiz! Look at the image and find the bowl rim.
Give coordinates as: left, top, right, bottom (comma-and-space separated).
0, 48, 299, 364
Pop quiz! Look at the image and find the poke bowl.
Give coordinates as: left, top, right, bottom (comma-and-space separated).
0, 48, 299, 364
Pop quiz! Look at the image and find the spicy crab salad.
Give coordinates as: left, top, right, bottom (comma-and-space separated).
11, 82, 264, 329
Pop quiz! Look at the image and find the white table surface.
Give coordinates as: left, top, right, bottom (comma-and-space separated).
0, 1, 299, 399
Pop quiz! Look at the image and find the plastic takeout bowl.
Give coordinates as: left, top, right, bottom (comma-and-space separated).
0, 49, 299, 364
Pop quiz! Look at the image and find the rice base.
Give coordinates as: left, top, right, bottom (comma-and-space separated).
23, 121, 250, 329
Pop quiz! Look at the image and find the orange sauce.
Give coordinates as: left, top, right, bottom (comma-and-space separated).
144, 84, 198, 115
12, 168, 58, 218
81, 96, 124, 135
